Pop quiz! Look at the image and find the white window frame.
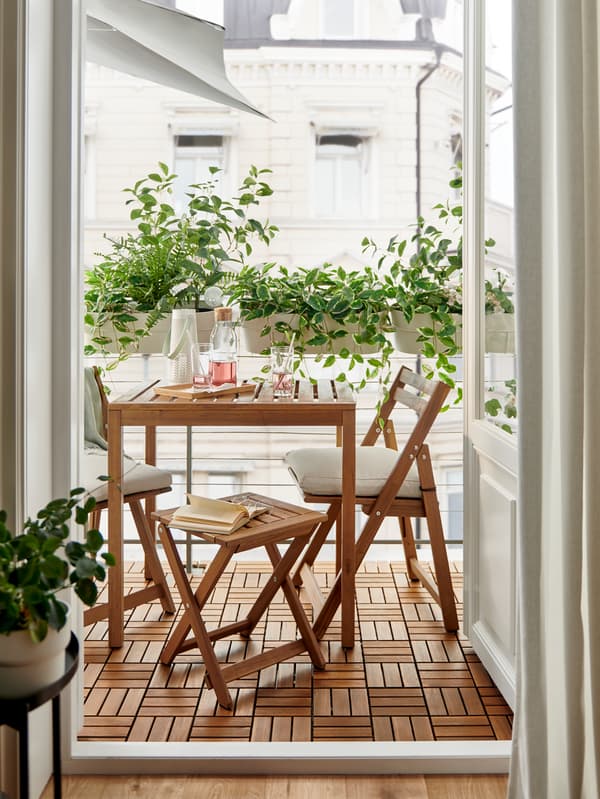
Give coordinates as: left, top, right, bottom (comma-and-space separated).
319, 0, 369, 39
3, 1, 511, 783
172, 132, 231, 213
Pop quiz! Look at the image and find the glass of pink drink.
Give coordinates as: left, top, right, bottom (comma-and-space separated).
270, 346, 295, 398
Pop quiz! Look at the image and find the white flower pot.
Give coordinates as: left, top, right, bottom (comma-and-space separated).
239, 314, 381, 355
85, 310, 214, 355
390, 309, 515, 354
485, 312, 515, 353
0, 622, 71, 698
390, 310, 462, 354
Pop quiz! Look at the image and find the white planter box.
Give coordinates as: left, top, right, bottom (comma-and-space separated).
390, 309, 515, 354
239, 314, 381, 355
85, 310, 215, 355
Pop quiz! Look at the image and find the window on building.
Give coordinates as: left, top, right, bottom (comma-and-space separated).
314, 133, 369, 218
322, 0, 355, 38
173, 133, 227, 213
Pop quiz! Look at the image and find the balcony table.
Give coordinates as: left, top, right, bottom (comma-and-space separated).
106, 379, 357, 649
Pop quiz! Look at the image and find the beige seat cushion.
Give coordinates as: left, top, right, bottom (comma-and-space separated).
285, 446, 422, 498
81, 450, 172, 503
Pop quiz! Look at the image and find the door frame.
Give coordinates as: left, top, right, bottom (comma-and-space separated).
2, 1, 513, 788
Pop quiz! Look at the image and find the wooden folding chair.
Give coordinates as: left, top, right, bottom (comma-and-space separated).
82, 366, 176, 625
154, 494, 327, 710
285, 365, 459, 635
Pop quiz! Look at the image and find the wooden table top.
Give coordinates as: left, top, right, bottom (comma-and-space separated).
109, 378, 356, 412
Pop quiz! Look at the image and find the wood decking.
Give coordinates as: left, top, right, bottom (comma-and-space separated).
81, 560, 512, 743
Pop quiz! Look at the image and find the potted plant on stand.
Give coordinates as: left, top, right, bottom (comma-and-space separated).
84, 163, 277, 370
0, 488, 114, 698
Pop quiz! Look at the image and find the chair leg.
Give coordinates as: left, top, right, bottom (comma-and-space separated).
156, 522, 233, 709
265, 541, 326, 670
159, 540, 233, 665
399, 517, 420, 582
143, 495, 156, 580
420, 491, 458, 632
292, 501, 340, 587
417, 449, 458, 632
313, 500, 389, 640
129, 499, 176, 614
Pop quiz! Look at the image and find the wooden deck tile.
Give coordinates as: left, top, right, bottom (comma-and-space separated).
79, 560, 512, 744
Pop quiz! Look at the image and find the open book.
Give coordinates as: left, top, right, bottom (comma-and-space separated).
171, 494, 268, 535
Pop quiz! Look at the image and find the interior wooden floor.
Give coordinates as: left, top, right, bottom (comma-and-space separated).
80, 560, 513, 743
43, 774, 509, 799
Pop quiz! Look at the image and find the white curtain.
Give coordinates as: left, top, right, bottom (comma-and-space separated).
510, 0, 600, 796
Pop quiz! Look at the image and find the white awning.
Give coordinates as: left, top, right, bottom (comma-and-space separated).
86, 0, 267, 118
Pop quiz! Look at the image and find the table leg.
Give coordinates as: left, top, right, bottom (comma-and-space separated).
108, 408, 124, 648
340, 408, 356, 648
144, 425, 157, 580
18, 710, 29, 799
52, 695, 61, 799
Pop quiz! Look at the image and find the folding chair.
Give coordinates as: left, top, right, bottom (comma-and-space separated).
154, 494, 327, 710
82, 366, 176, 624
285, 365, 459, 635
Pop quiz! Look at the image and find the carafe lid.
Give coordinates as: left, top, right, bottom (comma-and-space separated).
214, 306, 233, 322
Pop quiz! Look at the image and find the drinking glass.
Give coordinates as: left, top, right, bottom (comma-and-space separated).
192, 342, 212, 388
270, 346, 295, 397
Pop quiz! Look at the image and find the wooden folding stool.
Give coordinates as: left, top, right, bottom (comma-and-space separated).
154, 494, 327, 709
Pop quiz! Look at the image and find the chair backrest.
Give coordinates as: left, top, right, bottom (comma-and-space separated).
360, 366, 450, 509
84, 366, 109, 449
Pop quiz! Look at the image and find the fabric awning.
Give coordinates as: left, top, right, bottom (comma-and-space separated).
86, 0, 267, 118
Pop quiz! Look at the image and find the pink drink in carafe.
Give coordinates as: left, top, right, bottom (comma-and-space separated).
211, 359, 237, 386
209, 307, 238, 387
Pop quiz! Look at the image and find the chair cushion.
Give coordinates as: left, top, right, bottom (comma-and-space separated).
81, 450, 172, 503
285, 446, 422, 498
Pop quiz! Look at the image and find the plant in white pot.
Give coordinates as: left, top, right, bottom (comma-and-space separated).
365, 173, 514, 402
229, 261, 395, 394
84, 163, 277, 370
0, 488, 115, 698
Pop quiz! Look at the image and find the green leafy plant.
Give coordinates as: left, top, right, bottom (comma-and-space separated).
485, 378, 517, 434
84, 163, 278, 369
0, 488, 115, 642
364, 174, 514, 404
228, 261, 395, 393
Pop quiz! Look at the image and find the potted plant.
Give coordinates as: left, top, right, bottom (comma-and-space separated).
84, 163, 278, 370
0, 488, 115, 698
228, 261, 395, 394
365, 175, 514, 398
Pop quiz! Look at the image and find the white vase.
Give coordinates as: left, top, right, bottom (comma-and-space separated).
0, 622, 71, 698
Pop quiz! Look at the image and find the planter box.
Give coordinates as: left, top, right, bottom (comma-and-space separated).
239, 314, 381, 356
390, 309, 515, 354
485, 312, 515, 353
85, 310, 215, 355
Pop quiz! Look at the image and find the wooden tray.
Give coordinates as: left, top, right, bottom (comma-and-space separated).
153, 382, 257, 400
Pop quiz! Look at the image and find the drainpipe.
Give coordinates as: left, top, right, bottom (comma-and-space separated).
414, 45, 441, 546
416, 46, 442, 226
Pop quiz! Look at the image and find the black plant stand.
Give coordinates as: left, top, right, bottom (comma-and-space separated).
0, 633, 79, 799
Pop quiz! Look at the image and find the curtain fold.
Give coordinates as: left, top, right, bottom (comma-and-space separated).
510, 0, 600, 796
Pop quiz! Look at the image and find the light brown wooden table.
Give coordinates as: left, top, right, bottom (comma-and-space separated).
106, 379, 356, 649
